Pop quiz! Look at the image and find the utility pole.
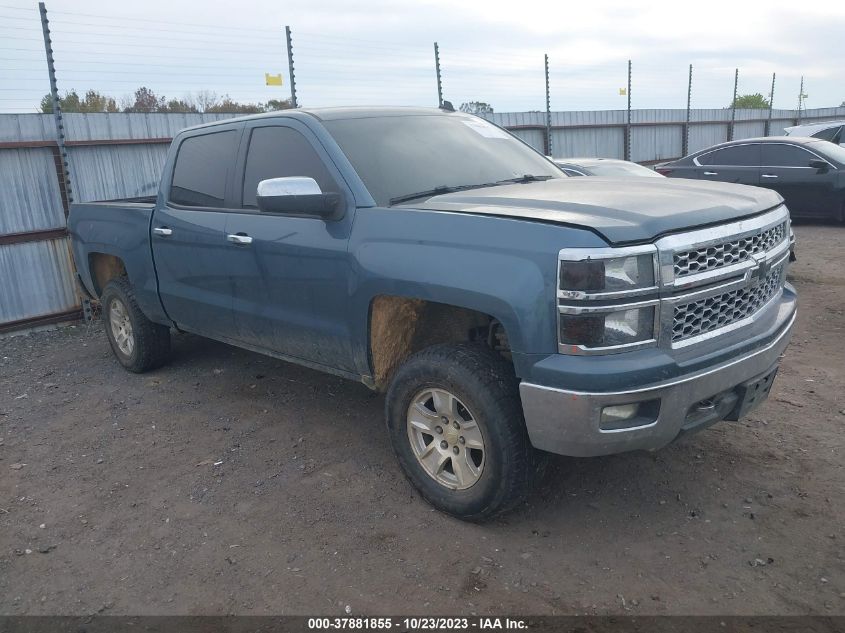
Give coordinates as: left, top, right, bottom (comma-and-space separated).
765, 72, 776, 136
285, 26, 298, 108
38, 2, 72, 210
624, 59, 632, 161
728, 68, 738, 141
796, 75, 804, 124
544, 54, 552, 157
434, 42, 443, 108
683, 64, 692, 157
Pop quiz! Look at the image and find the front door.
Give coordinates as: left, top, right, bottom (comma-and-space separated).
695, 143, 761, 186
152, 127, 242, 338
224, 121, 358, 373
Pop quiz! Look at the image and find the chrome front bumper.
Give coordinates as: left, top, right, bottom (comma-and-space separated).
519, 309, 796, 457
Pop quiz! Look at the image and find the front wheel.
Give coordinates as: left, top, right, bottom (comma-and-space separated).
101, 278, 171, 373
385, 343, 535, 521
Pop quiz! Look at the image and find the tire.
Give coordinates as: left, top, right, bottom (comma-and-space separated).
385, 343, 535, 521
101, 277, 171, 373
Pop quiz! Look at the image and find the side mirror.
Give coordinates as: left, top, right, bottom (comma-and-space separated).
256, 177, 341, 219
808, 159, 829, 172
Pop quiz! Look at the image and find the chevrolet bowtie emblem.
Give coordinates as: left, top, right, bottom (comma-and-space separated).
749, 253, 770, 286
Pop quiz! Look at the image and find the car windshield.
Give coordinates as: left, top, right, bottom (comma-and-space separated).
584, 162, 663, 177
323, 114, 563, 206
811, 140, 845, 164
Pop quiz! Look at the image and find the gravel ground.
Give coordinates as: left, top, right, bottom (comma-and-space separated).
0, 223, 843, 616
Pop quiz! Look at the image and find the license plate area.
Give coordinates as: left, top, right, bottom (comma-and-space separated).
725, 366, 779, 421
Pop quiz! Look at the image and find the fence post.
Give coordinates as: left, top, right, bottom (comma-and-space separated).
765, 72, 775, 136
728, 68, 738, 141
624, 59, 631, 161
544, 54, 552, 157
683, 64, 692, 157
434, 42, 443, 108
38, 2, 73, 209
285, 26, 298, 108
796, 75, 804, 125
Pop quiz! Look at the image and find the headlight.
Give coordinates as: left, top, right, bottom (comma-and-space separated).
559, 251, 657, 299
559, 304, 657, 351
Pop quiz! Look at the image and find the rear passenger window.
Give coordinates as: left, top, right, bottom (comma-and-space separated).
698, 144, 760, 166
760, 144, 816, 167
812, 126, 840, 143
169, 130, 239, 208
241, 126, 337, 209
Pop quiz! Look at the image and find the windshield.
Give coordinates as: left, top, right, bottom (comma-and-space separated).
323, 114, 563, 206
586, 162, 663, 178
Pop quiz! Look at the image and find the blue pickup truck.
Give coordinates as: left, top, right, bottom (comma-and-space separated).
69, 107, 797, 520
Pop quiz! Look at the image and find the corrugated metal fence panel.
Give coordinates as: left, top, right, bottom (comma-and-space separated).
733, 120, 766, 140
509, 128, 545, 153
0, 148, 65, 234
0, 238, 78, 323
61, 112, 239, 141
68, 144, 169, 202
0, 114, 55, 142
631, 124, 683, 162
553, 127, 624, 159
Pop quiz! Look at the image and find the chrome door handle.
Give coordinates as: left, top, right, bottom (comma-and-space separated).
153, 227, 172, 236
227, 233, 253, 245
703, 171, 718, 176
761, 174, 778, 179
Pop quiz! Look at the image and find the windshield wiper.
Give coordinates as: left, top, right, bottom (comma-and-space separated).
495, 174, 554, 184
388, 182, 496, 206
388, 175, 554, 206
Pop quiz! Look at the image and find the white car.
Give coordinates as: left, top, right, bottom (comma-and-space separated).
784, 120, 844, 146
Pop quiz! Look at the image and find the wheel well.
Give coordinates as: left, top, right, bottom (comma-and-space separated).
368, 295, 511, 391
89, 253, 127, 297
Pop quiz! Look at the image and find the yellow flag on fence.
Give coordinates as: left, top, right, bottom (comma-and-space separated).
619, 87, 627, 96
265, 73, 283, 86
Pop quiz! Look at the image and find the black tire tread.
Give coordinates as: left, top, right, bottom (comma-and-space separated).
101, 277, 171, 373
386, 342, 534, 521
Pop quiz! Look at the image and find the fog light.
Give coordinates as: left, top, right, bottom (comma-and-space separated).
601, 403, 640, 425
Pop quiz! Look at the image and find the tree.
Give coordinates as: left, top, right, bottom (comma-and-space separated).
40, 89, 119, 113
459, 101, 494, 115
729, 93, 770, 109
123, 86, 164, 113
265, 98, 293, 111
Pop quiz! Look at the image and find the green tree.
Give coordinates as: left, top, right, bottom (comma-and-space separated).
459, 101, 494, 115
729, 93, 770, 109
40, 89, 119, 113
123, 86, 164, 113
265, 98, 293, 111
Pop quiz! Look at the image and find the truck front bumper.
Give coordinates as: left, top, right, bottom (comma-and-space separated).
519, 294, 796, 457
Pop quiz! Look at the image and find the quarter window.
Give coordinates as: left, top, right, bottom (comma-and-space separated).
760, 144, 817, 167
697, 144, 761, 166
169, 130, 239, 208
241, 126, 337, 208
811, 126, 841, 143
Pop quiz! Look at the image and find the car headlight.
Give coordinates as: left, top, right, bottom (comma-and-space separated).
559, 252, 657, 299
559, 303, 657, 351
557, 246, 660, 354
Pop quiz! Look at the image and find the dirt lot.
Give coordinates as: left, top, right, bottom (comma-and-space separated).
1, 223, 843, 616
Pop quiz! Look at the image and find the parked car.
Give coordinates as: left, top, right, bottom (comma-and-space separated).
784, 120, 844, 146
69, 107, 797, 520
656, 137, 845, 221
553, 157, 664, 178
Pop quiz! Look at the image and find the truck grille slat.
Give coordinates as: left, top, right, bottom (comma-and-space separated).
673, 221, 787, 278
672, 263, 785, 342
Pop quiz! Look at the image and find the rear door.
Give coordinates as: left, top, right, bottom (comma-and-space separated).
759, 142, 838, 217
152, 126, 242, 337
223, 119, 358, 372
694, 143, 762, 186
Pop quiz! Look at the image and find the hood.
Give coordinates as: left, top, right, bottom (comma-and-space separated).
408, 178, 783, 244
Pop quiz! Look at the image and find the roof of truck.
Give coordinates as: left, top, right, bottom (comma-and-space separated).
181, 106, 457, 132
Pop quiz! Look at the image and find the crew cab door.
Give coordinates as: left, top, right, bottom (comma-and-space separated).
151, 125, 242, 337
758, 142, 838, 217
224, 120, 358, 373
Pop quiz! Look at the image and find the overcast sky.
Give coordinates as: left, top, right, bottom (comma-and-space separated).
1, 0, 844, 114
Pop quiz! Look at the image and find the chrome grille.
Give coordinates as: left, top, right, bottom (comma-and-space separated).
672, 263, 785, 342
673, 221, 787, 277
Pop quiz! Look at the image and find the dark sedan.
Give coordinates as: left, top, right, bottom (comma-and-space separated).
656, 137, 845, 221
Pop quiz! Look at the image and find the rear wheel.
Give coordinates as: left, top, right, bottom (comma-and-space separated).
101, 278, 171, 373
386, 343, 535, 521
